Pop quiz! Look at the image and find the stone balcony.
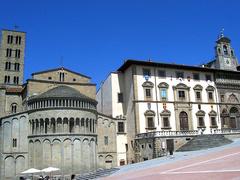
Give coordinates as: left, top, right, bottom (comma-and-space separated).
136, 129, 240, 139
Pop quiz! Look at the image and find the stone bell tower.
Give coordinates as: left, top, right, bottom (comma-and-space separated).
0, 29, 26, 86
215, 31, 238, 71
0, 29, 26, 117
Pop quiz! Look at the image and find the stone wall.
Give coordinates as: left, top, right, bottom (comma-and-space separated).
97, 114, 117, 169
27, 80, 96, 100
0, 113, 28, 179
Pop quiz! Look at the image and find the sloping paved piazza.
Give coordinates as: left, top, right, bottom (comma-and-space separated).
104, 138, 240, 180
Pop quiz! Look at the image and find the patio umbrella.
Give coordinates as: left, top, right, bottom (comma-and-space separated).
21, 168, 42, 180
42, 167, 60, 173
21, 168, 42, 174
42, 167, 60, 179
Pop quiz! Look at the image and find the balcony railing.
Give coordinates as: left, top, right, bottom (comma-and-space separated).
136, 129, 240, 139
213, 129, 240, 134
136, 130, 199, 139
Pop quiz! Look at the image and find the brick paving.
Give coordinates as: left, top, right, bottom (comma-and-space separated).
103, 138, 240, 180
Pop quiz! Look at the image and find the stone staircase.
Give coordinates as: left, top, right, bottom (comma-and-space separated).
76, 168, 119, 180
177, 134, 232, 152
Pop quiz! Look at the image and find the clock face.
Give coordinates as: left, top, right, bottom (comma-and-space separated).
224, 57, 231, 66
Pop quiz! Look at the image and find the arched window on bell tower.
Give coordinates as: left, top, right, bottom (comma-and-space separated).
223, 45, 228, 55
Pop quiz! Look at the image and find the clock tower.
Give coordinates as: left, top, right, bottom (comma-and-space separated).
215, 33, 238, 71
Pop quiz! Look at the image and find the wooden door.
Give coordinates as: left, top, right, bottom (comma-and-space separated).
179, 111, 189, 130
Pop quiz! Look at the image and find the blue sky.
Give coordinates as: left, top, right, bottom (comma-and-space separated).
1, 0, 240, 87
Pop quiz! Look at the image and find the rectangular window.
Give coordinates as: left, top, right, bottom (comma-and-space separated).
104, 136, 108, 145
196, 91, 201, 100
163, 117, 169, 127
118, 122, 124, 133
6, 48, 12, 57
18, 36, 21, 45
176, 71, 184, 79
206, 74, 212, 81
13, 138, 17, 147
4, 76, 10, 84
220, 95, 224, 102
198, 104, 201, 110
8, 35, 13, 44
178, 91, 185, 99
143, 68, 151, 77
158, 70, 166, 78
208, 92, 213, 100
15, 49, 21, 58
15, 36, 22, 45
125, 144, 128, 151
59, 72, 65, 82
161, 89, 167, 100
198, 117, 205, 127
147, 117, 154, 128
193, 73, 200, 80
145, 89, 152, 98
211, 117, 217, 126
5, 62, 11, 70
14, 63, 20, 71
81, 119, 84, 126
118, 93, 123, 103
12, 104, 17, 113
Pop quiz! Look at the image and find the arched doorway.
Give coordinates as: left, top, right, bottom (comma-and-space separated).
179, 111, 189, 130
229, 107, 239, 129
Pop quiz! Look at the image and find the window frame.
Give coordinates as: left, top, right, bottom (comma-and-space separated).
195, 91, 202, 101
205, 74, 212, 81
210, 116, 217, 127
178, 90, 186, 100
158, 70, 166, 78
147, 117, 154, 129
117, 122, 125, 133
104, 136, 108, 145
118, 92, 123, 103
208, 91, 213, 101
143, 68, 151, 77
198, 116, 205, 128
145, 88, 152, 99
176, 71, 184, 79
144, 110, 156, 130
193, 73, 200, 81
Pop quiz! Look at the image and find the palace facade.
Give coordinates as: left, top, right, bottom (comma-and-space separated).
97, 34, 240, 162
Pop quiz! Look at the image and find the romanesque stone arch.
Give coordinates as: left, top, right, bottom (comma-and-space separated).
3, 121, 11, 152
16, 155, 25, 175
4, 156, 14, 178
105, 155, 114, 169
63, 139, 72, 174
43, 139, 51, 168
52, 139, 61, 168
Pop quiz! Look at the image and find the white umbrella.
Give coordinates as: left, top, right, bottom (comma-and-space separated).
21, 168, 42, 180
42, 167, 60, 173
21, 168, 42, 174
42, 167, 60, 179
